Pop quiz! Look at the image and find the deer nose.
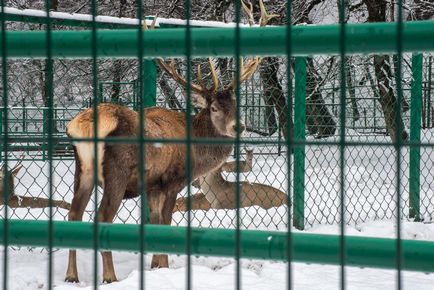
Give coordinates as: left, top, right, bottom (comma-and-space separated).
233, 123, 246, 134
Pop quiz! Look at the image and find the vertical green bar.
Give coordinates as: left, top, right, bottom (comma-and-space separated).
143, 60, 157, 108
183, 1, 193, 289
98, 82, 103, 104
1, 3, 9, 289
286, 1, 294, 288
234, 1, 242, 289
395, 1, 404, 288
338, 1, 348, 288
136, 2, 146, 289
293, 57, 307, 231
43, 0, 55, 287
90, 1, 99, 289
42, 109, 47, 161
0, 110, 2, 162
409, 53, 422, 221
428, 56, 432, 127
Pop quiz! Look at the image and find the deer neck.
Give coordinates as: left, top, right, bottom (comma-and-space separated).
192, 109, 219, 138
191, 110, 233, 178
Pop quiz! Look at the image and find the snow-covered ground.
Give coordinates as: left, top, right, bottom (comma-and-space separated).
0, 129, 433, 289
1, 220, 434, 290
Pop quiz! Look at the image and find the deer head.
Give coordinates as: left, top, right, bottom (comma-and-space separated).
0, 155, 24, 201
145, 0, 278, 138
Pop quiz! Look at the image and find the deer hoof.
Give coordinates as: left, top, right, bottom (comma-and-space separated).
102, 276, 118, 284
151, 254, 169, 268
64, 275, 79, 283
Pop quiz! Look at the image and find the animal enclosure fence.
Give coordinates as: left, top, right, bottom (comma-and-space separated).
1, 54, 434, 228
1, 1, 434, 290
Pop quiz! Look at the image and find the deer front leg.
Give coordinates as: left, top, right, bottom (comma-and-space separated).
149, 192, 177, 268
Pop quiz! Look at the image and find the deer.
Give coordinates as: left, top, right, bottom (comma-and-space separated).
174, 148, 288, 212
0, 155, 71, 210
64, 1, 276, 283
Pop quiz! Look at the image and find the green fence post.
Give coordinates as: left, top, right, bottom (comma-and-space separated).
0, 110, 2, 162
139, 59, 156, 224
42, 108, 47, 161
293, 57, 307, 230
143, 59, 157, 107
409, 53, 423, 221
132, 80, 138, 111
98, 82, 103, 104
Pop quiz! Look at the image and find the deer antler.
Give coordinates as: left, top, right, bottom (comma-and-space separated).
145, 17, 219, 96
228, 0, 279, 90
196, 58, 219, 94
156, 58, 220, 96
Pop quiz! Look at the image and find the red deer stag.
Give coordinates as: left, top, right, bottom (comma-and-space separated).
64, 0, 275, 283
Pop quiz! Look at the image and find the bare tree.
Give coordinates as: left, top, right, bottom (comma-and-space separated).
362, 0, 408, 141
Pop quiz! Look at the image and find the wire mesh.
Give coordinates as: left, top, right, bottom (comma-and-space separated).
1, 54, 434, 228
1, 0, 434, 289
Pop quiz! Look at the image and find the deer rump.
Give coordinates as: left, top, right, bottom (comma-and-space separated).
67, 103, 202, 202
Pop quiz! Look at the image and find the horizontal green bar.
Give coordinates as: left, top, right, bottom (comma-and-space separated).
1, 136, 434, 148
2, 20, 434, 59
1, 219, 433, 272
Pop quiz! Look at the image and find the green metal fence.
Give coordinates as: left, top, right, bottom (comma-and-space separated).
1, 1, 434, 289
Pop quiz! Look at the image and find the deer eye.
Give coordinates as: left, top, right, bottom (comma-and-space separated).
211, 106, 218, 113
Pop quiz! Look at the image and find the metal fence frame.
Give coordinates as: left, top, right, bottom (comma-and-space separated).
1, 1, 434, 290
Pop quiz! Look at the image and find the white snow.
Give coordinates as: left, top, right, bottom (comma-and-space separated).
1, 220, 434, 290
2, 7, 257, 28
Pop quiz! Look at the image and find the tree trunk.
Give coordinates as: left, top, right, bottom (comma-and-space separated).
259, 57, 292, 139
110, 0, 127, 105
373, 55, 408, 141
346, 57, 360, 122
363, 0, 408, 141
111, 61, 122, 104
158, 71, 183, 109
305, 58, 337, 138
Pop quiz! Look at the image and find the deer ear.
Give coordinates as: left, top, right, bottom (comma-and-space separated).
11, 164, 23, 176
191, 93, 208, 109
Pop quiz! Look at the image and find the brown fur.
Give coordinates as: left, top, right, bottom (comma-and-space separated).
175, 149, 287, 211
174, 179, 288, 211
173, 193, 211, 212
65, 96, 240, 283
0, 162, 71, 210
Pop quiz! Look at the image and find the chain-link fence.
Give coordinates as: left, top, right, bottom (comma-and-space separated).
0, 3, 432, 231
1, 51, 433, 229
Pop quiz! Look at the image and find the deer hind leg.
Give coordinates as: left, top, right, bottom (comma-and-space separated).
98, 151, 130, 283
149, 191, 177, 268
65, 165, 94, 283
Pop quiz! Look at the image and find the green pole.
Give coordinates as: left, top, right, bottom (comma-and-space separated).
42, 108, 47, 161
428, 56, 432, 127
409, 53, 423, 221
143, 59, 157, 107
1, 219, 434, 273
98, 82, 103, 104
22, 99, 25, 133
293, 57, 307, 230
0, 110, 2, 162
132, 80, 138, 111
2, 21, 434, 59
